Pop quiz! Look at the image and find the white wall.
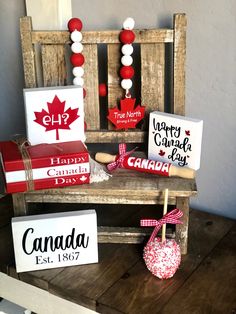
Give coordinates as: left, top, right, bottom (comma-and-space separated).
72, 0, 236, 219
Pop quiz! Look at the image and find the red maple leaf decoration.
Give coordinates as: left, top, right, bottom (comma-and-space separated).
159, 149, 166, 157
185, 130, 190, 136
34, 95, 79, 141
107, 98, 145, 129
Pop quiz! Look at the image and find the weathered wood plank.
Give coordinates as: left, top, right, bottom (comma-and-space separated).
23, 174, 197, 205
162, 223, 236, 313
97, 210, 234, 314
41, 44, 67, 86
85, 130, 146, 143
83, 44, 100, 130
97, 226, 174, 243
20, 16, 37, 88
141, 43, 165, 115
12, 193, 28, 216
32, 29, 174, 44
107, 44, 123, 129
173, 13, 187, 115
176, 197, 189, 254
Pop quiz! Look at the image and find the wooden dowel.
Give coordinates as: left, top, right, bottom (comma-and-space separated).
161, 188, 169, 243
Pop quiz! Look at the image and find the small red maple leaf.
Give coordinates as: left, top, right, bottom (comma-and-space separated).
185, 130, 190, 136
34, 95, 79, 141
159, 149, 165, 157
107, 98, 145, 129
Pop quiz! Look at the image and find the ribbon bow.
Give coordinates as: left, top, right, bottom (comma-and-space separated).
107, 143, 136, 171
140, 208, 183, 244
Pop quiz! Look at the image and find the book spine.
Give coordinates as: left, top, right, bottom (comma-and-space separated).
4, 151, 89, 172
6, 173, 90, 194
5, 162, 90, 183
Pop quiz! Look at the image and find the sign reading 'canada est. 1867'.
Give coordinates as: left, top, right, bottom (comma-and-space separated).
12, 210, 98, 273
148, 111, 203, 170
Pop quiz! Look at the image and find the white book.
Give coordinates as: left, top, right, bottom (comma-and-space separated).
148, 111, 203, 170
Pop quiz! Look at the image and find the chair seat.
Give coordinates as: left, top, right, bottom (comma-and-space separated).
22, 169, 197, 205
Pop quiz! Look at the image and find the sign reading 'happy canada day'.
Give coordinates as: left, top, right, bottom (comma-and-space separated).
148, 111, 203, 170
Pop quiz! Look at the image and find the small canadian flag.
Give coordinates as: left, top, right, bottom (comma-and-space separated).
24, 85, 85, 145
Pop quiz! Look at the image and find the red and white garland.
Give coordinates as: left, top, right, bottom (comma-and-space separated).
68, 18, 85, 91
119, 17, 135, 96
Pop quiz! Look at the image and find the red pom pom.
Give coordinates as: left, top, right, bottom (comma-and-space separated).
83, 88, 86, 98
70, 53, 85, 66
120, 66, 134, 79
99, 83, 107, 97
119, 30, 135, 44
68, 18, 83, 32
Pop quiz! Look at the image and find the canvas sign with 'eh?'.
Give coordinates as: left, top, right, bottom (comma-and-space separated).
148, 111, 203, 170
24, 85, 85, 145
12, 210, 98, 272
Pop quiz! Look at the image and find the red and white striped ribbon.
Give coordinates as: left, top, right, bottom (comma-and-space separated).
140, 208, 183, 244
107, 143, 136, 171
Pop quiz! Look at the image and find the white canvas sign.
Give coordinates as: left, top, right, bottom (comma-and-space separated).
24, 85, 85, 145
12, 210, 98, 273
148, 111, 203, 170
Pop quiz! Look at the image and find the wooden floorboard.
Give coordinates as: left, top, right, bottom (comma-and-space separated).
0, 195, 235, 313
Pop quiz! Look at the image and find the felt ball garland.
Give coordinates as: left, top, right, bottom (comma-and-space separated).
68, 18, 85, 93
120, 18, 135, 96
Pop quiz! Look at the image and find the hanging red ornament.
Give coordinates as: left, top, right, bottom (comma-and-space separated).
70, 53, 85, 67
68, 18, 83, 32
99, 83, 107, 97
120, 66, 134, 79
119, 30, 135, 44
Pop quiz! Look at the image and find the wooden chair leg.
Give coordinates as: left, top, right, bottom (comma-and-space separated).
12, 193, 28, 216
176, 197, 189, 255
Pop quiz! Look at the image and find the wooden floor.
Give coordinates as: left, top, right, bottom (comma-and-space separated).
0, 195, 236, 313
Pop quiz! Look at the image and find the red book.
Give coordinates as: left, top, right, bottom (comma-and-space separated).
0, 140, 89, 172
6, 174, 90, 194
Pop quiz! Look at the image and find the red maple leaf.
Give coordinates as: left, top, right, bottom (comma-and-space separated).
159, 149, 166, 157
107, 98, 145, 129
185, 130, 190, 136
34, 95, 79, 141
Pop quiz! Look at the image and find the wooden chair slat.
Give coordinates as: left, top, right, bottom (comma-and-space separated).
141, 43, 165, 114
20, 17, 37, 88
32, 29, 174, 45
41, 44, 67, 86
107, 44, 123, 130
86, 130, 146, 143
83, 44, 100, 130
173, 14, 187, 115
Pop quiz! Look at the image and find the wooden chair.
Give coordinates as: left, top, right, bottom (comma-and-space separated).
13, 13, 197, 254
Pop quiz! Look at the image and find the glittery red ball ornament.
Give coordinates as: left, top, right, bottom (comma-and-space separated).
119, 30, 135, 44
120, 66, 134, 79
68, 18, 83, 32
143, 238, 181, 279
99, 83, 107, 97
70, 53, 85, 66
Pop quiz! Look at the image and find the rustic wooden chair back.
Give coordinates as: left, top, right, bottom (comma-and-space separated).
13, 13, 196, 254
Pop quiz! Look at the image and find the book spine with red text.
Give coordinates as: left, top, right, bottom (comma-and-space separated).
6, 173, 90, 194
4, 162, 90, 184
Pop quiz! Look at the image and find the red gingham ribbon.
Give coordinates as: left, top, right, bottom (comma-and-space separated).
107, 143, 136, 171
140, 208, 183, 244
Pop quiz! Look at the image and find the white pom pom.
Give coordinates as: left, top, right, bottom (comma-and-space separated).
121, 44, 133, 56
73, 76, 84, 86
121, 79, 132, 90
123, 17, 135, 30
70, 30, 82, 42
72, 66, 84, 77
121, 55, 133, 66
71, 42, 83, 53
